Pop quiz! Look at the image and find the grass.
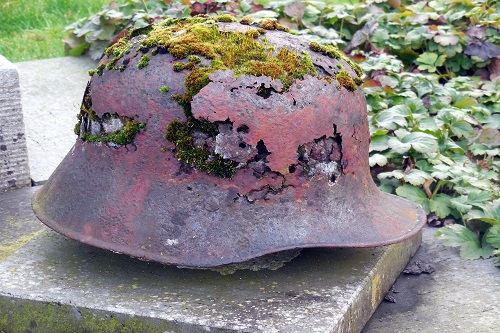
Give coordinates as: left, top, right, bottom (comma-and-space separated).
0, 0, 108, 62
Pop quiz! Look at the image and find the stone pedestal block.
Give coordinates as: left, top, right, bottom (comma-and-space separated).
0, 55, 30, 190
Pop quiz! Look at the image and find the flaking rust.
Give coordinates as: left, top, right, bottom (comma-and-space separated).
192, 70, 347, 174
32, 16, 426, 268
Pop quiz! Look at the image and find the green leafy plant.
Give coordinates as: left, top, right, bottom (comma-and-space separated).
362, 52, 499, 263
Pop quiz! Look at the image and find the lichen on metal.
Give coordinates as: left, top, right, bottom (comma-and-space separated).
32, 15, 426, 268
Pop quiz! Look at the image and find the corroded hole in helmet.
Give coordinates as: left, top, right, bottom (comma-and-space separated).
32, 15, 426, 269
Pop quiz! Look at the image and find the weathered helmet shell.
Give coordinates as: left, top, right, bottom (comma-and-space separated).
32, 18, 426, 268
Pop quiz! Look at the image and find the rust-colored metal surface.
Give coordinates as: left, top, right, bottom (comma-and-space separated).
32, 20, 426, 268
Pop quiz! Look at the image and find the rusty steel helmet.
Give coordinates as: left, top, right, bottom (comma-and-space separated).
32, 15, 426, 268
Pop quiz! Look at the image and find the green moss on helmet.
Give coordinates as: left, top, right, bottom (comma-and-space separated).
336, 70, 358, 92
165, 120, 236, 178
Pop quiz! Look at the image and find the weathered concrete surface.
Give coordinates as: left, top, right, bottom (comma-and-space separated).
0, 55, 31, 190
0, 186, 44, 261
16, 57, 97, 183
0, 185, 421, 333
362, 227, 500, 333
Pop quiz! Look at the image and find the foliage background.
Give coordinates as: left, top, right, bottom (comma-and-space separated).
0, 0, 108, 61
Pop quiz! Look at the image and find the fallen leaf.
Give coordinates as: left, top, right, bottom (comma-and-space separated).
443, 218, 455, 227
423, 178, 434, 198
466, 25, 487, 39
488, 58, 500, 80
402, 156, 414, 174
403, 260, 435, 275
278, 18, 298, 31
284, 1, 306, 21
384, 295, 397, 303
464, 38, 500, 61
250, 4, 266, 13
427, 214, 442, 227
190, 2, 206, 15
344, 20, 378, 53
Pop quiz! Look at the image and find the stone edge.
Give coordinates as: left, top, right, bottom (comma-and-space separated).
336, 231, 422, 333
0, 231, 421, 333
0, 297, 225, 333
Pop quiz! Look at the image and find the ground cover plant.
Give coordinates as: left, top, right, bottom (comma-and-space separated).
0, 0, 108, 62
62, 0, 500, 265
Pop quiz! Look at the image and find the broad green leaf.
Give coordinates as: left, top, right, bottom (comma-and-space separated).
377, 75, 399, 88
371, 28, 389, 45
468, 143, 500, 157
416, 52, 441, 72
370, 135, 390, 152
379, 176, 401, 191
396, 185, 430, 214
450, 196, 473, 213
371, 128, 389, 136
461, 241, 494, 260
416, 160, 432, 172
254, 0, 271, 6
434, 34, 459, 46
453, 97, 477, 109
247, 10, 279, 18
304, 4, 322, 17
378, 170, 405, 180
465, 201, 500, 225
430, 193, 452, 218
405, 27, 429, 47
394, 128, 411, 139
404, 169, 434, 186
450, 120, 475, 138
418, 117, 439, 131
443, 138, 465, 153
369, 153, 388, 167
389, 132, 439, 154
375, 110, 407, 130
435, 54, 447, 67
436, 224, 493, 260
468, 191, 494, 206
479, 170, 499, 181
484, 225, 500, 248
461, 177, 496, 192
480, 114, 500, 129
417, 63, 437, 72
387, 137, 411, 154
67, 41, 90, 56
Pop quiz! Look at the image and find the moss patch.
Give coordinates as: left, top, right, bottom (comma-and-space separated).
92, 15, 363, 176
138, 54, 150, 69
75, 85, 146, 146
336, 70, 358, 92
309, 41, 363, 79
259, 18, 290, 32
165, 120, 236, 178
79, 120, 146, 146
133, 17, 319, 104
0, 298, 184, 333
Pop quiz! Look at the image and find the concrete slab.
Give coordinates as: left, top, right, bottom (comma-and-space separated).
16, 57, 97, 183
0, 186, 421, 333
362, 227, 500, 333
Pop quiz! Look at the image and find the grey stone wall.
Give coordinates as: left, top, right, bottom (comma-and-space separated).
0, 55, 31, 190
